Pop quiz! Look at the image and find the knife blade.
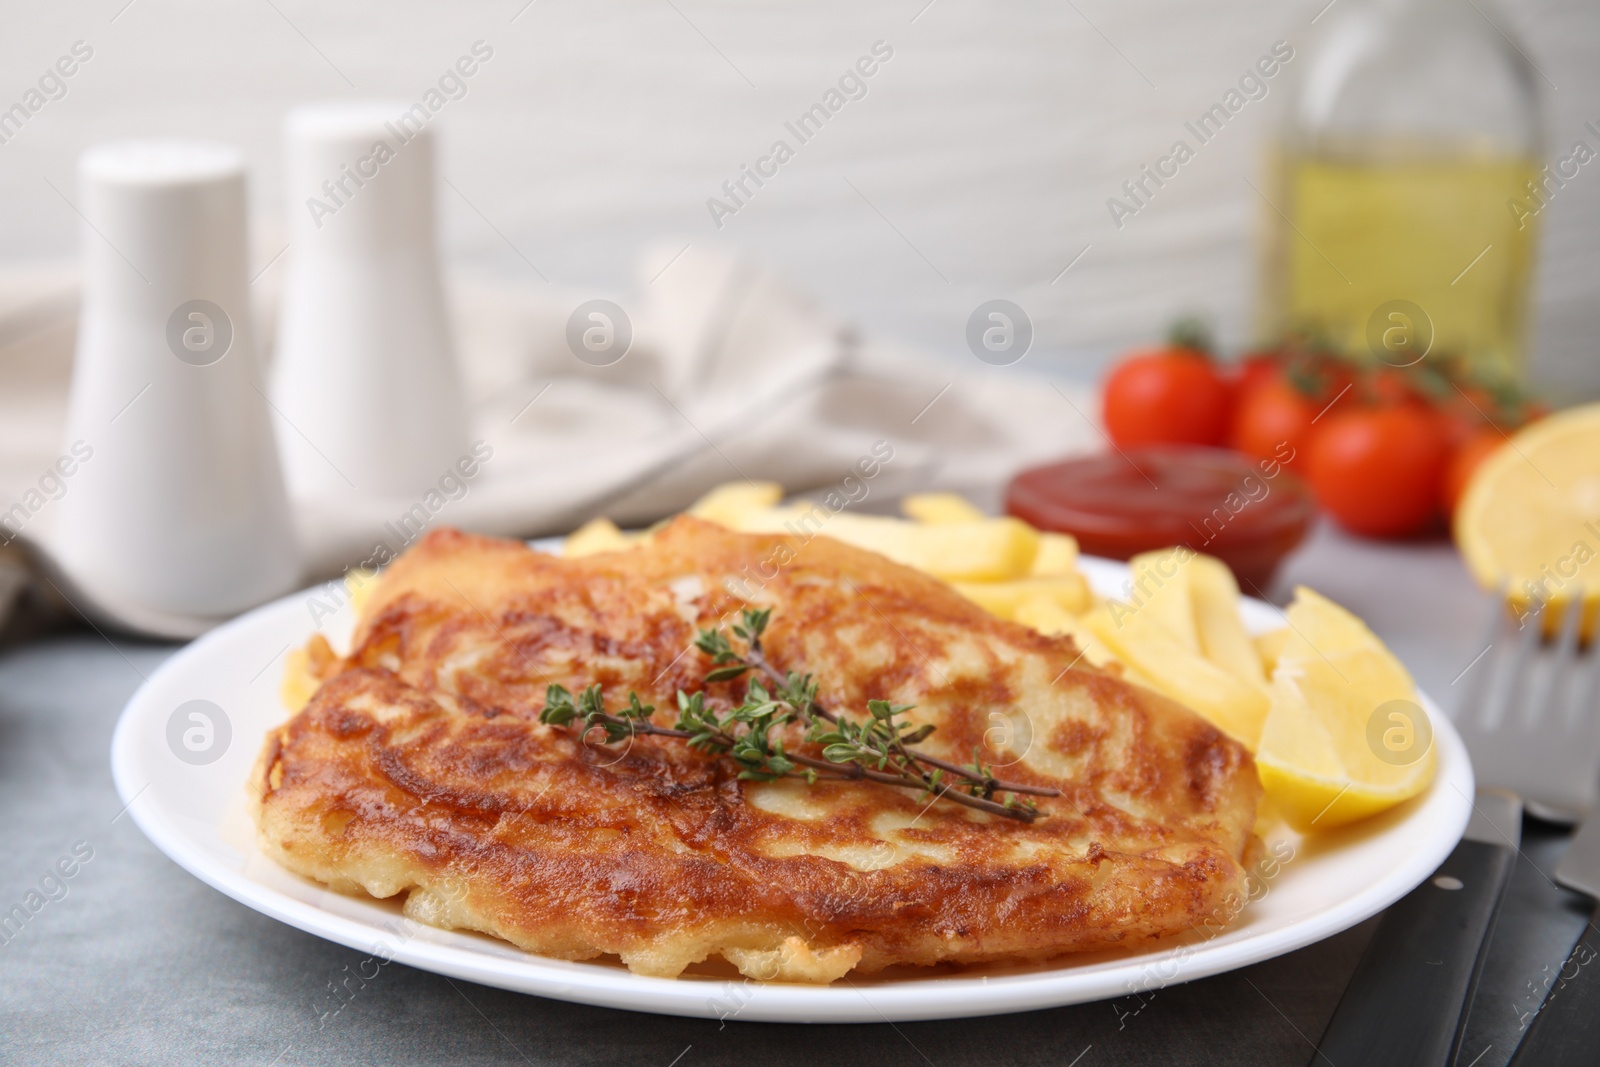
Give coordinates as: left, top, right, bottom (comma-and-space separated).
1311, 788, 1522, 1067
1506, 810, 1600, 1066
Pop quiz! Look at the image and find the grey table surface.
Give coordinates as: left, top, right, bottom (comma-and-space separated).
1, 519, 1594, 1067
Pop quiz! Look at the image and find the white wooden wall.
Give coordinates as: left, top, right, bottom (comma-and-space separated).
3, 0, 1596, 395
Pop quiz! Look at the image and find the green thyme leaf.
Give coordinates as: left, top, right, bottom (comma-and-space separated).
539, 684, 577, 725
536, 609, 1048, 822
694, 629, 733, 660
540, 705, 575, 726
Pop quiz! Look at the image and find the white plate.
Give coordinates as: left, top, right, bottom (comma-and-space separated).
111, 551, 1473, 1023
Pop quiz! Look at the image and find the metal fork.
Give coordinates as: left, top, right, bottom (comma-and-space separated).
1313, 590, 1600, 1067
1454, 590, 1600, 824
1438, 589, 1600, 1067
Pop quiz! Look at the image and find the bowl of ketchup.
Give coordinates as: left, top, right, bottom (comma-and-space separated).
1005, 445, 1314, 591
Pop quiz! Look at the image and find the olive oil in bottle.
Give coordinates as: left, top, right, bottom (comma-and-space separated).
1259, 0, 1542, 379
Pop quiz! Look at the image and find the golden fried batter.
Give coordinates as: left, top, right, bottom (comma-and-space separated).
251, 517, 1260, 982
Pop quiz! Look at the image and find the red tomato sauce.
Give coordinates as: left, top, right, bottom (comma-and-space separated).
1005, 446, 1314, 590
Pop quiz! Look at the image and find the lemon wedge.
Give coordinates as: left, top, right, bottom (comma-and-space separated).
1255, 588, 1435, 831
1456, 403, 1600, 630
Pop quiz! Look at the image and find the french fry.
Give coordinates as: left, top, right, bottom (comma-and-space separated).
563, 516, 636, 557
1188, 555, 1268, 688
953, 574, 1091, 620
281, 634, 337, 713
281, 646, 320, 713
345, 566, 380, 618
1011, 594, 1078, 639
688, 481, 785, 527
901, 492, 987, 524
1255, 628, 1292, 676
901, 494, 1078, 579
1013, 596, 1156, 686
1029, 532, 1080, 577
1084, 602, 1271, 748
1127, 548, 1202, 652
731, 509, 1041, 582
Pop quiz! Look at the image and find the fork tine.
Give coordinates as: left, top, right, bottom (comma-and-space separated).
1454, 585, 1600, 822
1527, 593, 1586, 730
1482, 595, 1546, 733
1567, 587, 1600, 731
1455, 588, 1513, 730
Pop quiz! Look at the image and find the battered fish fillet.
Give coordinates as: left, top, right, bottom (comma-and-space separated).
251, 516, 1261, 982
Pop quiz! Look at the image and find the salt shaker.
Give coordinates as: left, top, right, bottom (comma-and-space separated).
271, 101, 469, 500
55, 139, 301, 617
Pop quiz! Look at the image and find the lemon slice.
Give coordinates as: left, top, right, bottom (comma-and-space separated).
1283, 586, 1386, 654
1256, 590, 1435, 831
1456, 403, 1600, 625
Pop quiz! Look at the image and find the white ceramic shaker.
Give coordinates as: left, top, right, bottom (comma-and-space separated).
56, 139, 301, 618
271, 101, 469, 500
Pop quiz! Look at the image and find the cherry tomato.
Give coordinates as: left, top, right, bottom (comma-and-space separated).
1226, 352, 1285, 431
1231, 352, 1283, 406
1437, 408, 1484, 454
1442, 428, 1506, 517
1307, 405, 1451, 538
1368, 368, 1422, 408
1228, 374, 1319, 475
1102, 348, 1231, 448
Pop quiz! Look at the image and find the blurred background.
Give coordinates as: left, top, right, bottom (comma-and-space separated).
3, 0, 1596, 393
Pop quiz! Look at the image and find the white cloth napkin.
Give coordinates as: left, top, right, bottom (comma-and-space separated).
0, 245, 1098, 638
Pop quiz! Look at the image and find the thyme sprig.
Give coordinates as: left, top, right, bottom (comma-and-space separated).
538, 608, 1058, 822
